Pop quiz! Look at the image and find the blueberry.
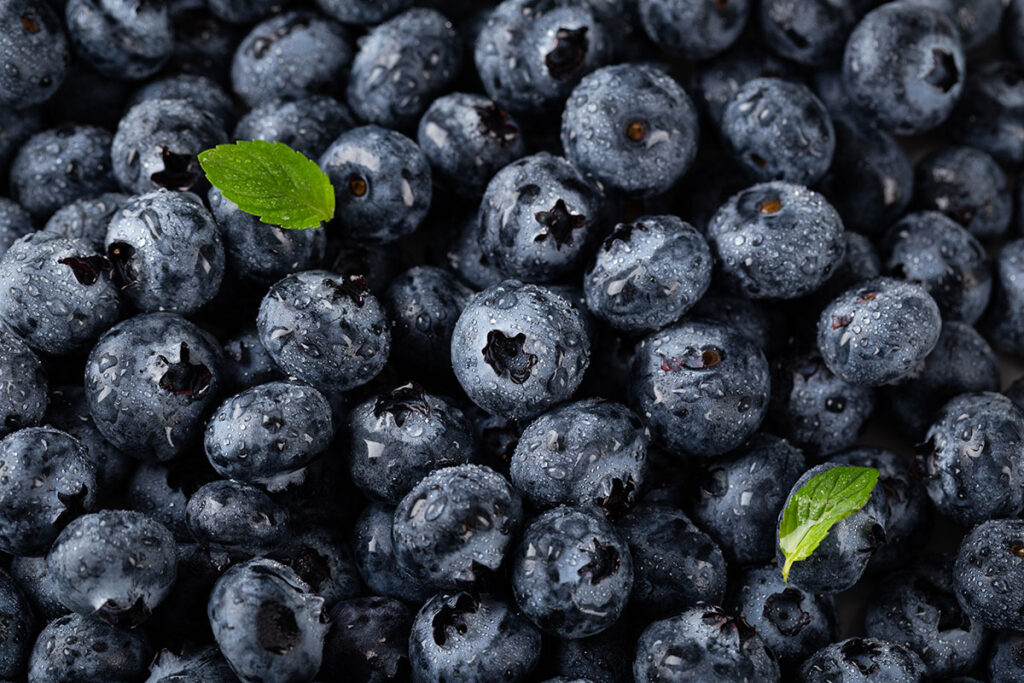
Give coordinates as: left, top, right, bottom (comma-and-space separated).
111, 98, 226, 195
816, 277, 942, 387
475, 0, 612, 117
84, 312, 224, 462
315, 0, 413, 25
417, 92, 526, 197
65, 0, 172, 80
0, 105, 40, 186
631, 319, 770, 456
905, 0, 1004, 50
478, 153, 603, 282
617, 503, 726, 618
231, 11, 353, 108
257, 270, 391, 392
688, 292, 779, 352
146, 543, 221, 650
709, 182, 845, 300
982, 238, 1024, 356
27, 613, 151, 683
167, 5, 242, 85
0, 571, 31, 678
393, 464, 523, 588
547, 619, 639, 683
409, 591, 542, 683
562, 63, 699, 197
0, 323, 46, 438
351, 502, 433, 603
233, 95, 353, 161
634, 606, 780, 683
129, 74, 236, 133
347, 8, 461, 131
757, 0, 866, 66
349, 383, 474, 504
127, 457, 214, 541
11, 124, 116, 222
690, 43, 801, 129
954, 518, 1024, 631
0, 197, 32, 259
948, 61, 1024, 169
48, 510, 177, 626
42, 192, 128, 249
186, 480, 291, 565
0, 232, 121, 355
912, 145, 1011, 243
882, 210, 991, 323
916, 392, 1024, 526
510, 398, 647, 516
11, 555, 66, 621
147, 646, 237, 683
321, 597, 412, 683
1008, 0, 1024, 66
989, 631, 1024, 683
723, 79, 835, 186
842, 2, 965, 135
220, 326, 282, 392
206, 0, 279, 24
512, 505, 633, 638
205, 381, 334, 485
883, 322, 1000, 439
691, 433, 805, 564
777, 462, 888, 594
207, 557, 329, 683
638, 0, 750, 60
451, 280, 590, 420
728, 565, 837, 671
319, 125, 432, 243
0, 0, 69, 109
445, 212, 506, 290
865, 556, 985, 678
268, 526, 361, 608
798, 637, 928, 682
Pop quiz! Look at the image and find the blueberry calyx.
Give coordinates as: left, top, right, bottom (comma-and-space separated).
594, 476, 636, 519
925, 49, 959, 92
545, 27, 589, 81
534, 198, 585, 248
157, 342, 213, 400
762, 588, 811, 636
482, 330, 538, 384
286, 546, 332, 593
323, 275, 369, 308
58, 255, 114, 286
150, 147, 200, 191
431, 592, 480, 645
577, 538, 621, 585
107, 242, 139, 290
840, 638, 883, 676
257, 600, 301, 654
475, 103, 519, 146
373, 382, 431, 427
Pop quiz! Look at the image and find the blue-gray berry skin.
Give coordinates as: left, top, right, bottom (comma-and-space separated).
257, 270, 391, 392
205, 381, 334, 485
478, 153, 603, 282
917, 392, 1024, 526
512, 505, 633, 639
316, 0, 413, 25
561, 63, 699, 197
348, 8, 461, 131
709, 182, 845, 300
105, 189, 224, 314
10, 125, 115, 221
409, 591, 542, 683
817, 277, 942, 387
351, 502, 433, 603
147, 646, 237, 683
231, 11, 352, 108
548, 619, 638, 683
777, 462, 889, 594
690, 43, 800, 129
446, 212, 506, 290
233, 95, 353, 161
617, 503, 725, 619
27, 613, 152, 683
989, 632, 1024, 683
0, 323, 46, 439
85, 312, 224, 462
321, 597, 412, 683
451, 280, 590, 421
0, 198, 32, 259
208, 558, 329, 683
884, 322, 1000, 440
511, 398, 647, 515
42, 192, 128, 249
955, 519, 1024, 631
0, 105, 40, 182
0, 232, 121, 355
983, 239, 1024, 356
48, 510, 177, 626
65, 0, 172, 80
842, 3, 965, 135
691, 433, 805, 565
688, 292, 779, 352
728, 565, 837, 671
130, 74, 236, 132
634, 606, 780, 683
127, 458, 214, 541
221, 327, 282, 392
865, 556, 985, 679
950, 61, 1024, 168
817, 232, 882, 304
769, 349, 874, 457
757, 0, 865, 66
349, 383, 474, 504
320, 125, 432, 243
0, 0, 69, 109
417, 92, 526, 197
111, 98, 226, 195
393, 464, 523, 588
206, 0, 278, 24
906, 0, 1003, 50
631, 320, 770, 456
799, 638, 928, 683
585, 215, 713, 332
0, 427, 95, 556
723, 79, 835, 186
913, 145, 1011, 243
11, 554, 69, 622
268, 526, 361, 609
638, 0, 749, 60
186, 480, 290, 565
475, 0, 612, 118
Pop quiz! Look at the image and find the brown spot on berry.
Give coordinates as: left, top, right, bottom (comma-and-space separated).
348, 176, 367, 197
625, 120, 646, 142
758, 198, 782, 214
21, 14, 38, 33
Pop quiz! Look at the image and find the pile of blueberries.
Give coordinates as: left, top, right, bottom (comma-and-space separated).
5, 0, 1024, 681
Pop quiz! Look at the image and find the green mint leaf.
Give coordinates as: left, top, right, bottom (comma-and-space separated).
198, 139, 334, 230
779, 465, 880, 583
